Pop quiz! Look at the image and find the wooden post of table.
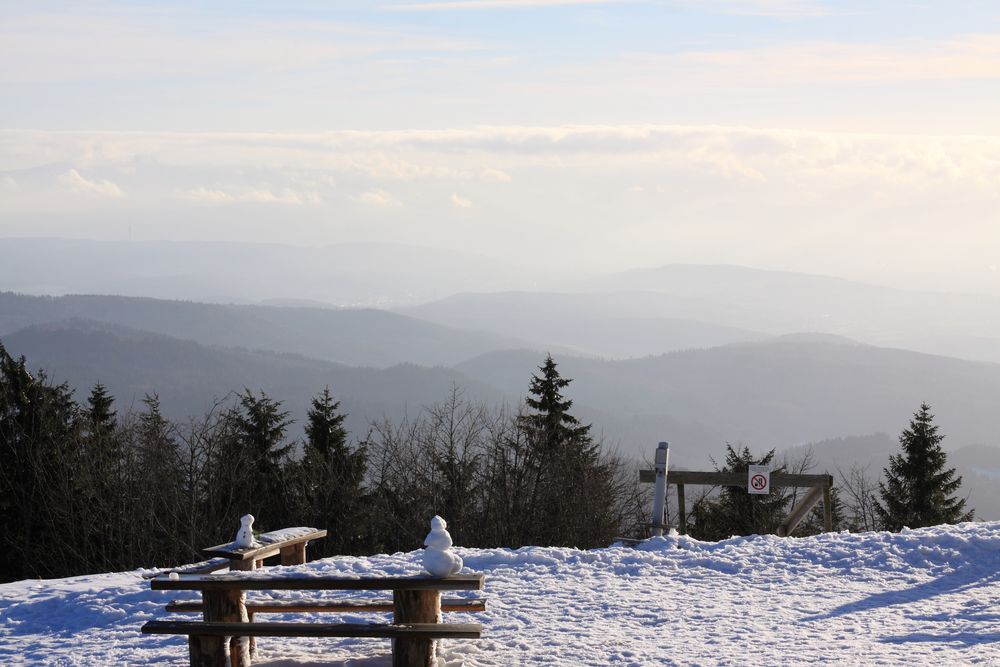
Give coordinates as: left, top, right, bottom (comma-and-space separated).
280, 541, 307, 566
676, 483, 686, 535
191, 588, 250, 667
393, 588, 442, 667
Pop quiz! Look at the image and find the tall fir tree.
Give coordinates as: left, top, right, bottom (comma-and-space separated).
214, 389, 293, 529
516, 355, 615, 547
876, 403, 972, 531
299, 387, 366, 555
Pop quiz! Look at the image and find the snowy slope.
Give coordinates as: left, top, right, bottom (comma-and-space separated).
1, 523, 999, 666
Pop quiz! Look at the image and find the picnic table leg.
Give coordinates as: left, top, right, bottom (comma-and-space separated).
392, 589, 441, 667
202, 588, 250, 667
279, 542, 307, 565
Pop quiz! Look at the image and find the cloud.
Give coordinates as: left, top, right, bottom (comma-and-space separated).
356, 188, 401, 207
386, 0, 620, 10
58, 169, 124, 198
186, 186, 233, 202
185, 185, 320, 205
0, 175, 16, 190
681, 0, 831, 18
450, 193, 473, 208
480, 168, 512, 182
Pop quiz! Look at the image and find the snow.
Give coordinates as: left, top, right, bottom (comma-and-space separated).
2, 522, 999, 665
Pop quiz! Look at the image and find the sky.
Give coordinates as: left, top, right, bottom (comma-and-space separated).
1, 0, 999, 293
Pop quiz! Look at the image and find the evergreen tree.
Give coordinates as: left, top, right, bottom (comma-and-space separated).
212, 389, 293, 529
876, 403, 972, 531
515, 355, 617, 547
689, 444, 790, 540
299, 387, 367, 555
131, 394, 186, 564
518, 355, 592, 457
0, 343, 80, 580
85, 383, 116, 433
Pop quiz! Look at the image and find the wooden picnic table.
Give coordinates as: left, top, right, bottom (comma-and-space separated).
145, 572, 486, 667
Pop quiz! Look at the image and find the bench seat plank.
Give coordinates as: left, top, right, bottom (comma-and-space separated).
166, 598, 487, 614
151, 573, 485, 592
142, 620, 483, 639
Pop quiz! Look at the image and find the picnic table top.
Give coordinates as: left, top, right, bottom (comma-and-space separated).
150, 572, 485, 592
201, 527, 327, 562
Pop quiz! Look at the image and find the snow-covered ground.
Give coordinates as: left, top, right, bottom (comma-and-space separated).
2, 523, 999, 666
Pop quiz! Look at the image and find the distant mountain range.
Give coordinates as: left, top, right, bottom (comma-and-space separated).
0, 292, 535, 368
0, 237, 544, 306
0, 319, 508, 439
5, 238, 1000, 363
2, 239, 999, 517
406, 265, 1000, 362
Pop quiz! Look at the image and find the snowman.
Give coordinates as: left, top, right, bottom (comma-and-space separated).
422, 515, 463, 577
234, 514, 257, 549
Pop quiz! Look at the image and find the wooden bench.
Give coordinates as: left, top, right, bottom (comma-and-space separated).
144, 527, 328, 580
201, 527, 328, 571
143, 573, 486, 667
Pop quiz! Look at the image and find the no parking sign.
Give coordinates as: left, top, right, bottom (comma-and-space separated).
748, 465, 770, 494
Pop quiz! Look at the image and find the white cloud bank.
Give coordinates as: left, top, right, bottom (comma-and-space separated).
58, 169, 124, 198
2, 125, 997, 294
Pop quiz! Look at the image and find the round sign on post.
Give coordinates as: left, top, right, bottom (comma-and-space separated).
748, 465, 770, 495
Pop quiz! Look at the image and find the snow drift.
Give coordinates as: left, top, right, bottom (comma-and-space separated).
1, 522, 998, 665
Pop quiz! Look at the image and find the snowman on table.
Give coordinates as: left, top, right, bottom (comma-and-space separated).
234, 514, 258, 549
422, 515, 463, 577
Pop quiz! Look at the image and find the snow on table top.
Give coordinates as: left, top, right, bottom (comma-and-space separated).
2, 522, 999, 666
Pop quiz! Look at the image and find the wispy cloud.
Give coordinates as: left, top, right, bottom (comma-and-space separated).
185, 185, 320, 205
681, 0, 832, 18
356, 188, 402, 207
386, 0, 621, 10
58, 169, 124, 198
450, 193, 473, 208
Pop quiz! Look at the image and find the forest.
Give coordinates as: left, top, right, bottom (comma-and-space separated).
0, 343, 970, 583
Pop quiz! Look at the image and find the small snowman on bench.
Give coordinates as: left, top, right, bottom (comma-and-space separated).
235, 514, 258, 549
423, 516, 463, 577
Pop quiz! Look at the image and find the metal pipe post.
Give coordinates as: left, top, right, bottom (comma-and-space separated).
649, 441, 669, 537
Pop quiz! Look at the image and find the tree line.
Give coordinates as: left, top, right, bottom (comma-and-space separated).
0, 347, 645, 582
0, 339, 973, 583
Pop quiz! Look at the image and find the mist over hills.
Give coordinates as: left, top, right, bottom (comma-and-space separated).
0, 292, 533, 368
6, 238, 1000, 364
588, 264, 1000, 363
0, 238, 543, 307
454, 341, 1000, 461
408, 267, 1000, 363
404, 291, 767, 358
1, 319, 508, 439
4, 315, 997, 467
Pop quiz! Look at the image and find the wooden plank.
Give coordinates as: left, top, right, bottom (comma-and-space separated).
142, 558, 231, 579
166, 598, 487, 614
777, 485, 825, 537
639, 470, 833, 488
142, 620, 482, 639
202, 528, 327, 562
151, 573, 486, 592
